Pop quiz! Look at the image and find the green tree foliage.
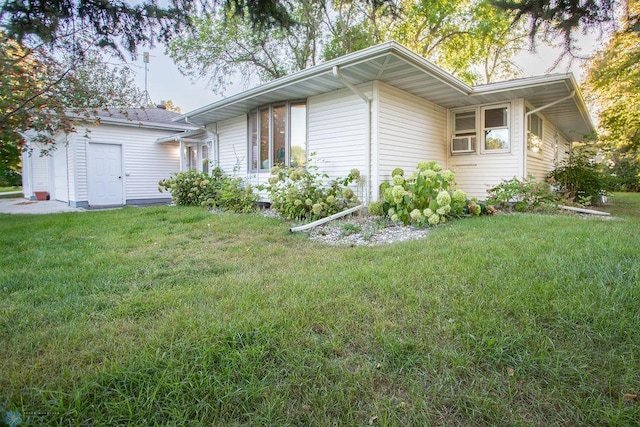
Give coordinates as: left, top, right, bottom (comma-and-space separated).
170, 0, 528, 93
1, 37, 145, 161
493, 0, 623, 51
387, 0, 526, 83
0, 0, 196, 57
587, 2, 640, 155
582, 1, 640, 191
168, 2, 325, 93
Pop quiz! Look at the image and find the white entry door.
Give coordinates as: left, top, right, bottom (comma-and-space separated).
88, 143, 124, 206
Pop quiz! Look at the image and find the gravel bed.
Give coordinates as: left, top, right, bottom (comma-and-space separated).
302, 215, 430, 246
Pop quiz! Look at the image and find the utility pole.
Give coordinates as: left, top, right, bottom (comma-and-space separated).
143, 52, 152, 106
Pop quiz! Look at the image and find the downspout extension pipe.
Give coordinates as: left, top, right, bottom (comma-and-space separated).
290, 204, 364, 232
332, 66, 372, 206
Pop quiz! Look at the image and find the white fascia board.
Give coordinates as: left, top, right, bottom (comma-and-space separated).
470, 73, 573, 96
68, 113, 196, 131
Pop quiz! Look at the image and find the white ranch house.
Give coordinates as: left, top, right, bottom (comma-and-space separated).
169, 41, 594, 203
22, 41, 594, 208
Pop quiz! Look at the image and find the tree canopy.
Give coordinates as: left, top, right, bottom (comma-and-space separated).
586, 1, 640, 157
0, 37, 146, 160
169, 0, 528, 93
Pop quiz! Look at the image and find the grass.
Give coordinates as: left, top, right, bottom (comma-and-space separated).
0, 186, 21, 199
0, 186, 21, 193
1, 194, 639, 425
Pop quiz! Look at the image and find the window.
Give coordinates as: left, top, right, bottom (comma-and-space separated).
188, 146, 197, 170
248, 102, 307, 171
482, 105, 509, 151
451, 110, 476, 154
527, 112, 543, 155
201, 145, 209, 174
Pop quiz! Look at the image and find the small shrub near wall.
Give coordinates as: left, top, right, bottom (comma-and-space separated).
258, 162, 361, 222
487, 175, 559, 212
158, 168, 257, 213
374, 161, 493, 226
548, 149, 611, 206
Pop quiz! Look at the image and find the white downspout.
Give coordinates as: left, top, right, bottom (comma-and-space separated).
523, 91, 576, 177
332, 66, 372, 206
178, 138, 184, 171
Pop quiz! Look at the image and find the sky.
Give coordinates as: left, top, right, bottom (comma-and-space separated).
130, 36, 603, 115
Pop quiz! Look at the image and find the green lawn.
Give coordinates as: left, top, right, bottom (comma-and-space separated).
0, 186, 21, 193
0, 186, 21, 199
1, 194, 639, 425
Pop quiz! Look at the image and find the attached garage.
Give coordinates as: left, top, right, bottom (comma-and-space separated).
22, 108, 196, 207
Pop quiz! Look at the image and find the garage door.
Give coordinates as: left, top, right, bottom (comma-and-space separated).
88, 143, 124, 206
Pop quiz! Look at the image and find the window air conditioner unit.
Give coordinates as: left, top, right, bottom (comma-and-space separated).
452, 136, 474, 153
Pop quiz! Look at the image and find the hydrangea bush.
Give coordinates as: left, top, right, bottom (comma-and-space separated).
158, 168, 257, 213
377, 161, 491, 226
259, 162, 361, 221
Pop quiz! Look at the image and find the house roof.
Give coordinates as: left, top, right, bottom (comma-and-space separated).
178, 41, 595, 141
70, 108, 196, 132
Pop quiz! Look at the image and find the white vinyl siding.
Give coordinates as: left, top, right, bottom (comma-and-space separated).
75, 124, 180, 204
375, 81, 447, 200
449, 99, 523, 199
217, 116, 248, 177
308, 86, 369, 180
51, 141, 69, 202
527, 116, 571, 180
28, 151, 49, 192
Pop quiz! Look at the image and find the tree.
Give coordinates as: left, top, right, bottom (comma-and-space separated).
385, 0, 527, 83
158, 100, 182, 113
0, 37, 146, 162
585, 1, 640, 189
170, 0, 528, 93
492, 0, 633, 53
167, 2, 326, 93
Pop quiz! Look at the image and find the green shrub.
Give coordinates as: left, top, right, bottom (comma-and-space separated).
606, 155, 640, 192
368, 201, 384, 216
380, 161, 491, 226
487, 175, 559, 212
548, 148, 610, 205
158, 168, 257, 213
258, 161, 360, 221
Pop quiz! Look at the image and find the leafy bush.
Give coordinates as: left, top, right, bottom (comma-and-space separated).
380, 161, 492, 226
0, 169, 21, 187
158, 168, 257, 213
487, 175, 559, 212
605, 155, 640, 192
548, 148, 610, 205
368, 201, 384, 216
259, 162, 360, 221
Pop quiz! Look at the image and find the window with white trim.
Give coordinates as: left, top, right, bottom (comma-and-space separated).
201, 144, 209, 174
482, 105, 510, 152
527, 112, 544, 155
249, 101, 307, 172
451, 110, 477, 154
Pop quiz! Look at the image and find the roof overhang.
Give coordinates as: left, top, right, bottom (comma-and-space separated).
156, 128, 209, 144
67, 112, 196, 132
178, 41, 595, 141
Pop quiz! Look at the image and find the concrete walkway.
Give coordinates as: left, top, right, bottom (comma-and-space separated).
0, 197, 85, 214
